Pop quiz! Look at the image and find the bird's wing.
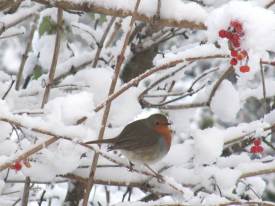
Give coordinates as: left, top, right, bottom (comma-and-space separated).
110, 120, 160, 151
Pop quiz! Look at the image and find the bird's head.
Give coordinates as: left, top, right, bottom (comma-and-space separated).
146, 113, 172, 146
146, 113, 171, 129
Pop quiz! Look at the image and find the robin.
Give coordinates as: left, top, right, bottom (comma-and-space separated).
85, 113, 172, 167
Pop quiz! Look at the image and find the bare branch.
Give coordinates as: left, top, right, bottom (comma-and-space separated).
21, 176, 31, 206
92, 16, 116, 67
41, 8, 63, 108
260, 61, 267, 114
265, 0, 275, 8
15, 16, 38, 90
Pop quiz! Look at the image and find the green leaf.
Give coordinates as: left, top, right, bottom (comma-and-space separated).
39, 16, 57, 36
32, 65, 42, 80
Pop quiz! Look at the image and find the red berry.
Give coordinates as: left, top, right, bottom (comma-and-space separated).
240, 65, 250, 73
253, 138, 261, 146
10, 161, 22, 171
218, 30, 228, 38
231, 34, 240, 48
250, 146, 257, 154
231, 50, 238, 57
230, 20, 243, 33
250, 145, 263, 154
230, 58, 238, 65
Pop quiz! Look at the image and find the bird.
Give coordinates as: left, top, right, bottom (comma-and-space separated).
85, 113, 172, 166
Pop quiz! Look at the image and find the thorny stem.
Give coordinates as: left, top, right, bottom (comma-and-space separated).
82, 0, 142, 205
41, 8, 63, 108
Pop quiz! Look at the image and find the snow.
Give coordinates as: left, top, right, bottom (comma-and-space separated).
1, 0, 275, 205
73, 0, 207, 23
210, 80, 241, 122
193, 127, 224, 165
44, 91, 95, 125
236, 177, 266, 199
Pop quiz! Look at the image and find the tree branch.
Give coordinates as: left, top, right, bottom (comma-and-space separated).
32, 0, 207, 30
41, 8, 63, 108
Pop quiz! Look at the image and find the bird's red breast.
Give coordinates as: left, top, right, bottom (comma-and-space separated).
154, 125, 172, 148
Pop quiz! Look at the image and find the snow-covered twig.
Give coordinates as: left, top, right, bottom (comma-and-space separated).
83, 1, 142, 205
33, 0, 207, 30
219, 201, 275, 206
0, 5, 41, 35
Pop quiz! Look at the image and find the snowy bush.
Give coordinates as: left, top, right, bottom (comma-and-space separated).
1, 0, 275, 205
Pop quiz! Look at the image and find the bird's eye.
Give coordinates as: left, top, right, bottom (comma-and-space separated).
155, 121, 160, 125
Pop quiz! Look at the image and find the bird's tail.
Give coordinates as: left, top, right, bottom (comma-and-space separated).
85, 138, 116, 145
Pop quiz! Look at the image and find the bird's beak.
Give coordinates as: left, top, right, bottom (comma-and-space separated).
166, 122, 172, 126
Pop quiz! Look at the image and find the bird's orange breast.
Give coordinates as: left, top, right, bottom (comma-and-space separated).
154, 126, 172, 148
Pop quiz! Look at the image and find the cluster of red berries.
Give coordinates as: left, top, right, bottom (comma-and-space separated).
250, 138, 264, 154
10, 159, 31, 172
218, 20, 250, 73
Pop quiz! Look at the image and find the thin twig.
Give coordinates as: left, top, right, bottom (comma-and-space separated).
82, 1, 142, 205
41, 8, 63, 108
159, 80, 175, 103
71, 24, 97, 43
2, 79, 15, 100
92, 16, 116, 67
105, 18, 122, 47
0, 31, 24, 39
265, 0, 275, 8
0, 5, 41, 35
260, 61, 267, 114
21, 176, 31, 206
15, 16, 38, 90
219, 201, 275, 206
38, 190, 46, 206
0, 135, 58, 172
